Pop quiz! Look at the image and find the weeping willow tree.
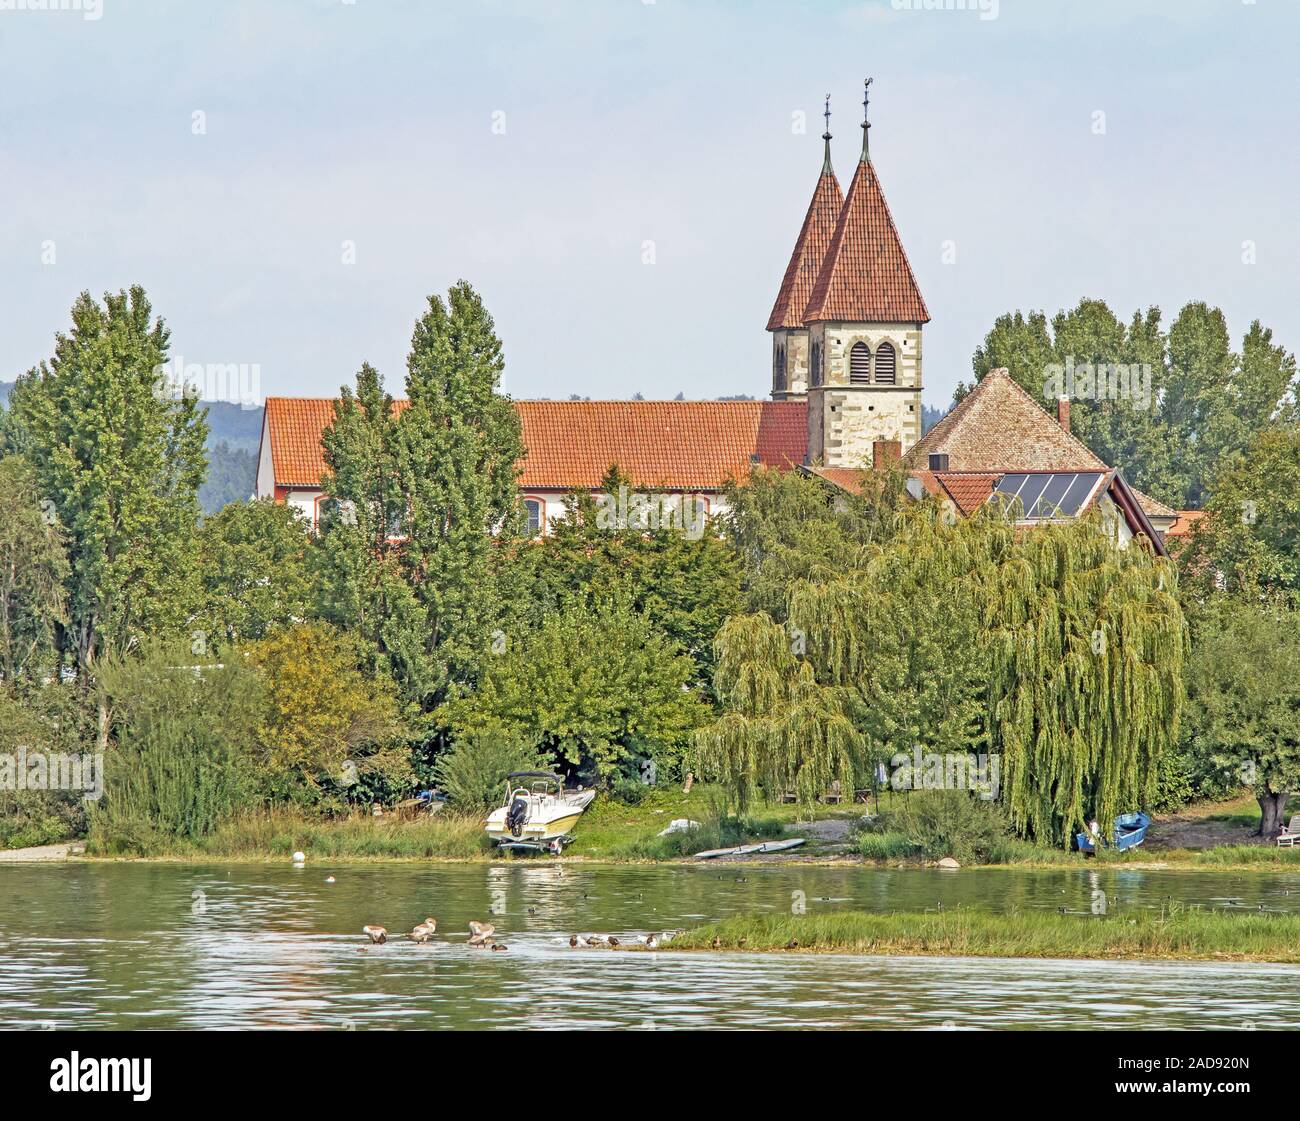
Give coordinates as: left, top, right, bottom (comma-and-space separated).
986, 519, 1187, 845
696, 500, 1187, 845
694, 613, 861, 811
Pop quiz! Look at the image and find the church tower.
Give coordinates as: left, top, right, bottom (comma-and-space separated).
767, 96, 843, 401
802, 79, 930, 466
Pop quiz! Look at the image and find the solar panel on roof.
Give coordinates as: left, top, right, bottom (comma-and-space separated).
1029, 472, 1076, 518
990, 472, 1105, 520
1058, 472, 1104, 516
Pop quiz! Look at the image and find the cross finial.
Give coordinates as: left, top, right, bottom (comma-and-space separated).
821, 93, 833, 173
861, 77, 873, 161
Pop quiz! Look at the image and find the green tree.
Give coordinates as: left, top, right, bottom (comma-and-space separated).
244, 621, 413, 807
8, 288, 208, 746
1182, 600, 1300, 835
195, 498, 314, 651
505, 468, 742, 691
720, 464, 908, 621
964, 299, 1296, 510
318, 283, 524, 709
0, 457, 68, 683
1182, 424, 1300, 608
439, 600, 708, 785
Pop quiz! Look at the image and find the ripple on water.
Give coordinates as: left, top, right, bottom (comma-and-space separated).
1, 862, 1299, 1029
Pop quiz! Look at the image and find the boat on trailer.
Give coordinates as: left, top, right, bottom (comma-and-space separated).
483, 772, 595, 854
1075, 812, 1151, 854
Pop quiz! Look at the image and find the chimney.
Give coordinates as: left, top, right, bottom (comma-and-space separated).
873, 439, 902, 471
1056, 395, 1071, 434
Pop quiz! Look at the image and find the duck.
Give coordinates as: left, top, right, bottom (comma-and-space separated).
468, 921, 496, 946
490, 943, 509, 952
607, 936, 620, 947
784, 938, 799, 950
569, 935, 579, 948
362, 925, 387, 944
639, 933, 658, 948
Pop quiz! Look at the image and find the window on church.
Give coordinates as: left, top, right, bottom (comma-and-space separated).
849, 342, 871, 384
810, 340, 822, 387
523, 498, 544, 536
875, 342, 897, 384
774, 344, 786, 391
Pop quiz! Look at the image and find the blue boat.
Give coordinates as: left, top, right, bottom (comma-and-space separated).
1076, 812, 1151, 853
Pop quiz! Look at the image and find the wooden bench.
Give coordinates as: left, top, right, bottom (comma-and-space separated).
1277, 815, 1300, 847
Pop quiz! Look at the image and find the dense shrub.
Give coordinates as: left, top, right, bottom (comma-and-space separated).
886, 790, 1011, 863
432, 730, 550, 810
90, 646, 264, 851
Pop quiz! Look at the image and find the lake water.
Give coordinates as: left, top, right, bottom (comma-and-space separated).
1, 862, 1297, 1030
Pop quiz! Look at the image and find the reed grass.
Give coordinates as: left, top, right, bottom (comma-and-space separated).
671, 905, 1300, 962
86, 806, 491, 860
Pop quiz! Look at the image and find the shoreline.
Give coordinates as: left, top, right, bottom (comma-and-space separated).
6, 847, 1300, 873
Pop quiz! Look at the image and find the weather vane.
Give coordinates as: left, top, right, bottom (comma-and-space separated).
823, 93, 832, 138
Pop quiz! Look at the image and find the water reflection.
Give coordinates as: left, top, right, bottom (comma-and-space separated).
0, 862, 1297, 1029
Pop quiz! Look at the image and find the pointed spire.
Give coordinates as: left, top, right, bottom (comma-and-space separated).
804, 103, 930, 325
861, 77, 872, 162
821, 93, 833, 174
767, 109, 845, 332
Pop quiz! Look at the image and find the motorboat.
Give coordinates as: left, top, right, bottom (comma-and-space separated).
484, 772, 595, 853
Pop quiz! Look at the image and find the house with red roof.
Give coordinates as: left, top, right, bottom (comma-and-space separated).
254, 86, 1177, 553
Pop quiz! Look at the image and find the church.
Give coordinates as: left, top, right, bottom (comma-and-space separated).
255, 85, 1179, 553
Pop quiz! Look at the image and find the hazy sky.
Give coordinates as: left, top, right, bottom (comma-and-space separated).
3, 0, 1297, 409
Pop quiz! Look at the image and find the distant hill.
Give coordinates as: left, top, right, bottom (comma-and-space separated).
2, 381, 262, 513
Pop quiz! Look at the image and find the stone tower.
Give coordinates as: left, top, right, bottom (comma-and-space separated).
802, 80, 930, 466
767, 97, 843, 402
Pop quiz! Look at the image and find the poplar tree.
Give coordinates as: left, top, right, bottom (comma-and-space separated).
319, 283, 523, 710
8, 287, 207, 746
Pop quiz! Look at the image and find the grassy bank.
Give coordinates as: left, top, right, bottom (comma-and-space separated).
670, 906, 1300, 963
85, 807, 493, 861
78, 787, 822, 862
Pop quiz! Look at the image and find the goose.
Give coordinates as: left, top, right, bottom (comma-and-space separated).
639, 933, 658, 948
408, 917, 437, 942
784, 938, 799, 950
607, 936, 620, 947
569, 935, 579, 948
468, 921, 495, 946
363, 925, 387, 944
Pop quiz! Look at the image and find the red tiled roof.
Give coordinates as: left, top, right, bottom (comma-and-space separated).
1163, 509, 1207, 538
907, 369, 1106, 473
767, 167, 844, 331
263, 397, 809, 493
804, 156, 929, 324
934, 472, 1000, 514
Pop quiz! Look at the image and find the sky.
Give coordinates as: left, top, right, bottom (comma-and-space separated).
2, 0, 1297, 410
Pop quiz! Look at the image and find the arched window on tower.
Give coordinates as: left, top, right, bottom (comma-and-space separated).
849, 342, 871, 384
875, 342, 897, 385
